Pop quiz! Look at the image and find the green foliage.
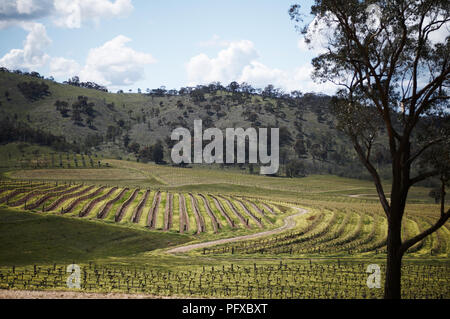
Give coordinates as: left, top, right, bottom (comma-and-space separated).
0, 261, 448, 298
72, 96, 95, 117
285, 159, 306, 177
137, 140, 164, 163
17, 81, 50, 101
128, 142, 140, 154
54, 100, 70, 117
152, 140, 164, 164
0, 118, 73, 152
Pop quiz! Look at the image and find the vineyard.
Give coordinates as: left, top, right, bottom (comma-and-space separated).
199, 201, 450, 257
0, 261, 448, 299
0, 180, 284, 236
1, 180, 449, 257
0, 144, 108, 170
0, 174, 448, 299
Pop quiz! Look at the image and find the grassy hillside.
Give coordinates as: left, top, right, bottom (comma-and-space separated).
0, 207, 192, 266
0, 70, 381, 179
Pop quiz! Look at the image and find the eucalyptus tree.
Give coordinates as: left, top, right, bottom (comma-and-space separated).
290, 0, 450, 298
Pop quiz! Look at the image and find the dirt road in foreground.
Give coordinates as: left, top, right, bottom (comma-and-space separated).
0, 289, 185, 299
166, 207, 308, 254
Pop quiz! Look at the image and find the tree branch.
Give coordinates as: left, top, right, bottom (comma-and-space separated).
351, 135, 391, 215
408, 170, 440, 186
400, 209, 450, 256
406, 138, 444, 165
412, 67, 450, 123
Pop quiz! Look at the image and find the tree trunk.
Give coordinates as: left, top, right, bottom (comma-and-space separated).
384, 217, 403, 299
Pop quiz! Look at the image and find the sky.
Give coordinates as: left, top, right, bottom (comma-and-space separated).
0, 0, 338, 94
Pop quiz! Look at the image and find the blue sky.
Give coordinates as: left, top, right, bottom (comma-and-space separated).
0, 0, 337, 93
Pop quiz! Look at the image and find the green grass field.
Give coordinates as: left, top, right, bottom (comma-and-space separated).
0, 208, 191, 266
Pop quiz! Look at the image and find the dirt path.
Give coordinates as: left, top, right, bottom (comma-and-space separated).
80, 187, 118, 217
132, 189, 150, 223
97, 188, 128, 219
45, 185, 95, 212
167, 193, 174, 230
199, 194, 220, 233
0, 183, 53, 205
63, 186, 106, 214
167, 206, 308, 254
347, 193, 391, 200
115, 188, 140, 222
246, 200, 272, 224
210, 194, 235, 228
260, 202, 275, 215
163, 193, 173, 231
147, 191, 161, 229
9, 184, 70, 207
219, 195, 251, 229
189, 193, 205, 234
234, 198, 263, 229
179, 193, 189, 233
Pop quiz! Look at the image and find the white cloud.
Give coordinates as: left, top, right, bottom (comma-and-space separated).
0, 26, 156, 89
291, 64, 337, 94
187, 39, 337, 94
0, 1, 145, 87
240, 62, 336, 94
0, 0, 133, 29
0, 22, 51, 71
187, 40, 258, 85
239, 61, 285, 88
16, 0, 36, 14
52, 0, 133, 28
0, 0, 53, 24
79, 35, 156, 87
49, 56, 80, 78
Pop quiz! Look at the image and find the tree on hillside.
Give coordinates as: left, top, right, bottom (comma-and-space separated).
138, 145, 152, 162
55, 100, 70, 117
106, 125, 121, 142
262, 84, 276, 99
290, 0, 450, 298
17, 81, 50, 101
279, 126, 294, 147
294, 138, 307, 158
191, 89, 206, 103
152, 140, 164, 164
227, 81, 240, 93
240, 82, 255, 95
71, 109, 83, 126
123, 134, 131, 149
286, 159, 306, 177
128, 142, 141, 154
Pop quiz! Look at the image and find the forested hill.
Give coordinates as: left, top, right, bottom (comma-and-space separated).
0, 69, 393, 179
